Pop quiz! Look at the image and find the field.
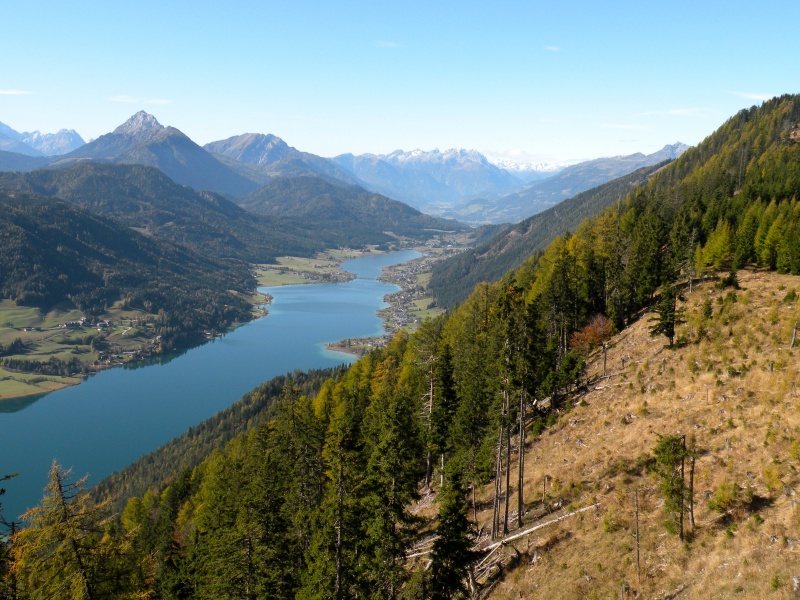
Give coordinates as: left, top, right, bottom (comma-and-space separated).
253, 249, 364, 287
0, 300, 161, 401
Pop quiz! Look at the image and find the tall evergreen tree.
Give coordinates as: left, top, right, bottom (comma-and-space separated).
10, 462, 110, 600
429, 471, 477, 600
649, 284, 686, 347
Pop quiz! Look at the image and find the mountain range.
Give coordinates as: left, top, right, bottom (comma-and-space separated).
0, 113, 687, 226
0, 121, 84, 156
332, 148, 524, 213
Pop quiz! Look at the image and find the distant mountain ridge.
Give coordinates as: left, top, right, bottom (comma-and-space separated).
58, 112, 259, 197
332, 147, 524, 212
487, 157, 572, 183
204, 133, 362, 186
447, 143, 689, 224
0, 120, 84, 156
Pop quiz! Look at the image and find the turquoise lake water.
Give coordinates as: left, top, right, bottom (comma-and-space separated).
0, 250, 420, 520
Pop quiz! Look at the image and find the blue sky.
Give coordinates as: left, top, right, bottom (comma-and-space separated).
1, 0, 798, 163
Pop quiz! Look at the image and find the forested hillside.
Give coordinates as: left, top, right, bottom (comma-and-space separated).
238, 175, 463, 247
0, 163, 329, 263
0, 191, 252, 350
3, 95, 800, 598
429, 161, 668, 309
92, 367, 345, 515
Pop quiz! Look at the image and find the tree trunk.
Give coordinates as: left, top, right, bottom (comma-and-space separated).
679, 436, 686, 541
424, 361, 435, 488
491, 423, 503, 539
335, 462, 344, 600
503, 414, 511, 535
689, 453, 695, 530
634, 488, 641, 587
517, 389, 526, 529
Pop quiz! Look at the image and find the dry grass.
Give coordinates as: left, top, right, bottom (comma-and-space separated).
473, 270, 800, 599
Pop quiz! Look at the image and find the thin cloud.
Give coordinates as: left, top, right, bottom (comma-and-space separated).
543, 45, 562, 52
732, 91, 772, 102
375, 40, 401, 48
0, 89, 33, 95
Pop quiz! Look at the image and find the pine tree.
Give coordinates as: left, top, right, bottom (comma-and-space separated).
429, 471, 477, 600
649, 284, 685, 347
10, 461, 110, 600
1, 473, 18, 600
652, 435, 689, 539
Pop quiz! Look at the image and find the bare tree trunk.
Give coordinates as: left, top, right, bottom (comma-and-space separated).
503, 414, 511, 535
424, 360, 435, 488
517, 389, 526, 529
791, 322, 798, 349
679, 436, 686, 542
541, 476, 547, 508
491, 423, 503, 539
335, 463, 344, 600
689, 453, 695, 530
634, 488, 641, 587
472, 480, 477, 522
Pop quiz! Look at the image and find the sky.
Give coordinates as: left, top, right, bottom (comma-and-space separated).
1, 0, 799, 164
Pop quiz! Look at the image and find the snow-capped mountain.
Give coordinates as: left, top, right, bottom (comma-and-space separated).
22, 129, 85, 156
487, 158, 573, 184
0, 120, 84, 156
333, 147, 526, 212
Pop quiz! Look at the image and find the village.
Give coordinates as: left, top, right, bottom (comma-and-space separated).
324, 236, 469, 356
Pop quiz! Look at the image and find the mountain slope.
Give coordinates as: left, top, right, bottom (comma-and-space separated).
470, 269, 800, 599
429, 161, 669, 309
0, 150, 51, 172
0, 162, 326, 262
0, 190, 252, 347
239, 175, 464, 247
58, 112, 259, 196
205, 133, 363, 186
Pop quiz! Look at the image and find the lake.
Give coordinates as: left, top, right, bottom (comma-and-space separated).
0, 250, 420, 521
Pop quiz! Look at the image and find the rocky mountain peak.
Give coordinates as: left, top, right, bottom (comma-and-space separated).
113, 111, 164, 136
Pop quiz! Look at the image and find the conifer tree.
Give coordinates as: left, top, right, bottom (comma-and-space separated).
0, 474, 18, 600
649, 284, 685, 347
429, 471, 477, 600
10, 461, 110, 600
652, 435, 689, 539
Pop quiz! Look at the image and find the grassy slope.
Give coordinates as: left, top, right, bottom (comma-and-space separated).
467, 270, 800, 599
